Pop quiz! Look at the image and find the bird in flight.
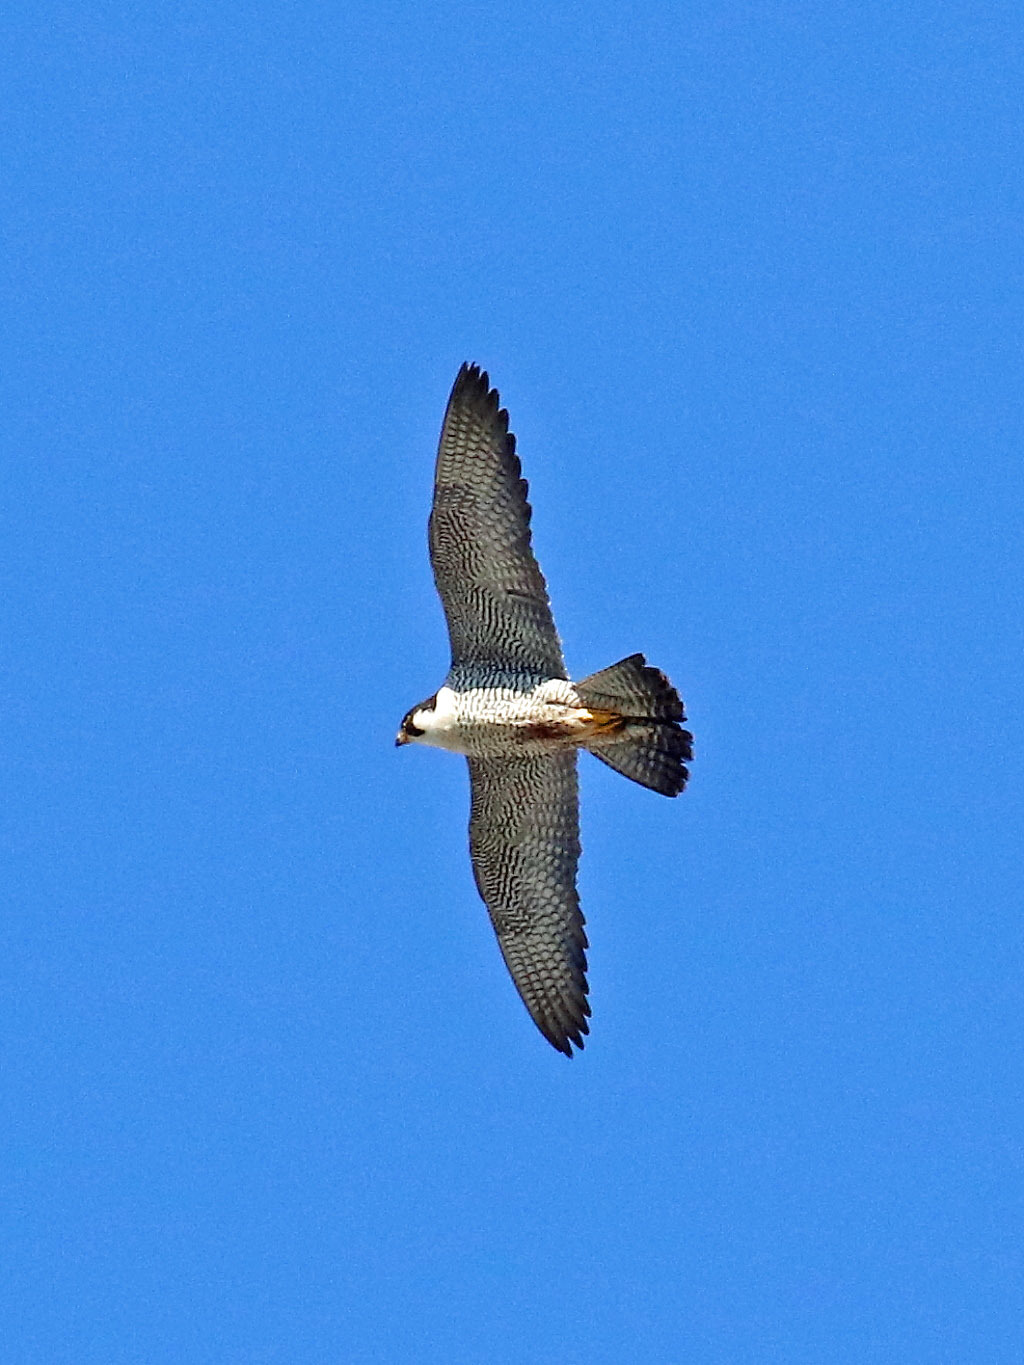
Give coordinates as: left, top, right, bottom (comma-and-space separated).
396, 364, 693, 1055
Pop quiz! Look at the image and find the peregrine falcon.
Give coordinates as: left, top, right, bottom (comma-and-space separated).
396, 364, 693, 1055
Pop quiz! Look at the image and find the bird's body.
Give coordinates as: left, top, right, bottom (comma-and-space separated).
403, 680, 623, 757
397, 364, 692, 1055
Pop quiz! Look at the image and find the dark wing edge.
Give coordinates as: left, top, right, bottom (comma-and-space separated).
428, 364, 566, 681
466, 752, 589, 1056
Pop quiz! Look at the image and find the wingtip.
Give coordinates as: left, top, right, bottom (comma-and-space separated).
547, 1032, 584, 1059
446, 363, 511, 440
540, 1009, 590, 1058
452, 361, 489, 398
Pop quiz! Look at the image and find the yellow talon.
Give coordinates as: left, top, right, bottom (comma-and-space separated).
584, 708, 626, 735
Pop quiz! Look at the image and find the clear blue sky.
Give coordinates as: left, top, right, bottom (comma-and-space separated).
4, 3, 1023, 1361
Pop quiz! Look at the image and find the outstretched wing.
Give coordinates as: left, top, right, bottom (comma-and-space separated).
466, 752, 589, 1055
429, 364, 566, 682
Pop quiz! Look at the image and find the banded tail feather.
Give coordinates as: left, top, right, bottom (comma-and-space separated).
577, 654, 693, 798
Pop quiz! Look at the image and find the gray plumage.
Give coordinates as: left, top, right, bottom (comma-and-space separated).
429, 365, 566, 684
397, 364, 693, 1056
468, 751, 588, 1053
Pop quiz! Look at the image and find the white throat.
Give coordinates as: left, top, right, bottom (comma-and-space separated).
412, 686, 461, 749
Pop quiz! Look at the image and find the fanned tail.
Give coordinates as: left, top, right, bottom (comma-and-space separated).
576, 654, 693, 798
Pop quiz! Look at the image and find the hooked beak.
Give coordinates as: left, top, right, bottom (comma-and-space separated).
395, 730, 408, 747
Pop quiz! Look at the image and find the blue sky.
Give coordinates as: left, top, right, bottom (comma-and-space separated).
4, 2, 1023, 1360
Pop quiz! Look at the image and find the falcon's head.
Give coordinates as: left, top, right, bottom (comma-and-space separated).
395, 694, 437, 747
